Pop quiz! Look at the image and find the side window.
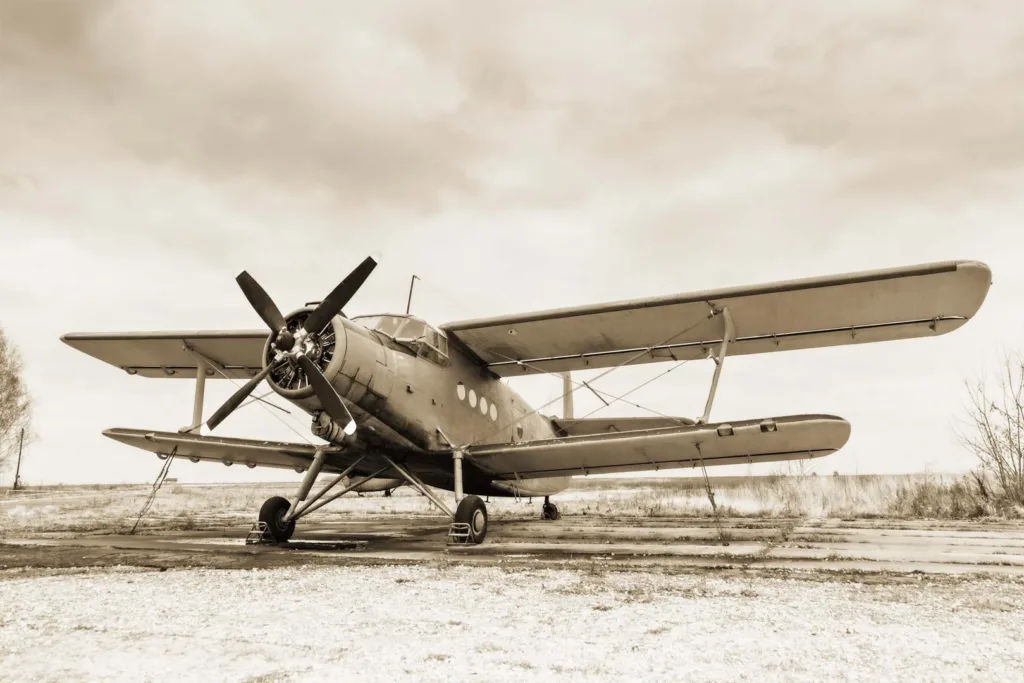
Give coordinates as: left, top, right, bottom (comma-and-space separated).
418, 344, 438, 364
417, 343, 448, 367
416, 326, 450, 366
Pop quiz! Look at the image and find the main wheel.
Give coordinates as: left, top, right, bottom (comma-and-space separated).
259, 496, 295, 543
454, 495, 488, 544
541, 501, 560, 520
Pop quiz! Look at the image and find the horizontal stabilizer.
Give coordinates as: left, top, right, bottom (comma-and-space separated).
469, 414, 851, 479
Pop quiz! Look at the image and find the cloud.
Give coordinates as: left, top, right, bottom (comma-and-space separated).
1, 1, 1022, 483
1, 1, 482, 211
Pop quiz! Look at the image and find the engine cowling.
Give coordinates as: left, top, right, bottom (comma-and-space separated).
264, 310, 396, 431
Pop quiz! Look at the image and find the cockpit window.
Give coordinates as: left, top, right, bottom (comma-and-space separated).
376, 316, 405, 337
352, 314, 449, 365
395, 318, 426, 344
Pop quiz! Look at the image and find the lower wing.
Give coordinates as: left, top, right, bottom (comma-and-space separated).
103, 428, 344, 472
104, 429, 410, 492
467, 414, 850, 479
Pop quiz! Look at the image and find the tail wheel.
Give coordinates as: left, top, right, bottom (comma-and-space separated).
259, 496, 295, 542
454, 495, 488, 544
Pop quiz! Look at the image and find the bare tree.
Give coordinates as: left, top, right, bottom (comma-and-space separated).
961, 353, 1024, 506
0, 328, 31, 482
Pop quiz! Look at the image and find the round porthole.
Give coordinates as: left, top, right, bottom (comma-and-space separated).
469, 389, 477, 407
489, 403, 497, 421
457, 382, 466, 401
480, 396, 488, 415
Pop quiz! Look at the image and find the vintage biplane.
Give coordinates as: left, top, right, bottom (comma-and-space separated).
63, 258, 991, 543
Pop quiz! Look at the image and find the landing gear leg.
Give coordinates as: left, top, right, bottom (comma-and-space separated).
450, 448, 487, 543
541, 496, 560, 521
381, 452, 488, 545
249, 456, 390, 544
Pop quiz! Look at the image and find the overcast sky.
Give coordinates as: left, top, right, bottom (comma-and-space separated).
1, 1, 1022, 486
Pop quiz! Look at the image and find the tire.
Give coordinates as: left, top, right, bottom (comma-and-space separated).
453, 495, 488, 544
259, 496, 296, 543
541, 502, 560, 521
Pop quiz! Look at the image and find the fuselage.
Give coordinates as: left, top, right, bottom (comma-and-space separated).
267, 311, 570, 497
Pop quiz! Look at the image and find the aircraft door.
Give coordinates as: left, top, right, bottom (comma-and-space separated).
364, 346, 396, 414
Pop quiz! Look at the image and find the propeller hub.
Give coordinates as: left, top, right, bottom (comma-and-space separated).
274, 328, 295, 352
266, 313, 338, 395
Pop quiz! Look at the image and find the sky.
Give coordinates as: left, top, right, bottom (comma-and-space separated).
1, 0, 1023, 486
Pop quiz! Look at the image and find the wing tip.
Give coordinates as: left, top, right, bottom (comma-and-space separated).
949, 259, 993, 324
102, 427, 140, 441
832, 416, 852, 451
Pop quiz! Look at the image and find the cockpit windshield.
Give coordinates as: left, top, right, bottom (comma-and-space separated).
353, 315, 420, 340
351, 314, 449, 364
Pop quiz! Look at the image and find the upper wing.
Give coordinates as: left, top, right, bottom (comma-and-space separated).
61, 330, 268, 379
104, 428, 344, 471
468, 414, 850, 479
442, 260, 991, 376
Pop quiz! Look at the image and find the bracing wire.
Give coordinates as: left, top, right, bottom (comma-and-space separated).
476, 308, 733, 545
572, 356, 700, 424
474, 309, 719, 445
130, 446, 177, 534
203, 363, 315, 445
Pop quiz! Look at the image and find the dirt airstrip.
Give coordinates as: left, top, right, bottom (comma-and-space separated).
3, 488, 1024, 681
4, 513, 1024, 576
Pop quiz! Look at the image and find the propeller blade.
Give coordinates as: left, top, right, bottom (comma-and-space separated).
303, 256, 378, 335
206, 363, 276, 431
237, 271, 287, 332
298, 355, 357, 436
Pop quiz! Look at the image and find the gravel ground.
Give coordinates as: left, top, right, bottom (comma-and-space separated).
2, 566, 1023, 682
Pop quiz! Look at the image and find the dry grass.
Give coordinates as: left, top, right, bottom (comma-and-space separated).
0, 482, 454, 535
3, 473, 1022, 536
558, 473, 1024, 520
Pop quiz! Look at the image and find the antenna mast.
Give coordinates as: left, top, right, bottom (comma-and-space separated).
405, 275, 420, 314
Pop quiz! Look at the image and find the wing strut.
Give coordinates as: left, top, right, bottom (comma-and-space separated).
179, 345, 216, 434
698, 306, 735, 424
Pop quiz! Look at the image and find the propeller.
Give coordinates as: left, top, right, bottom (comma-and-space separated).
204, 255, 377, 432
205, 361, 283, 431
299, 355, 357, 435
304, 256, 379, 334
